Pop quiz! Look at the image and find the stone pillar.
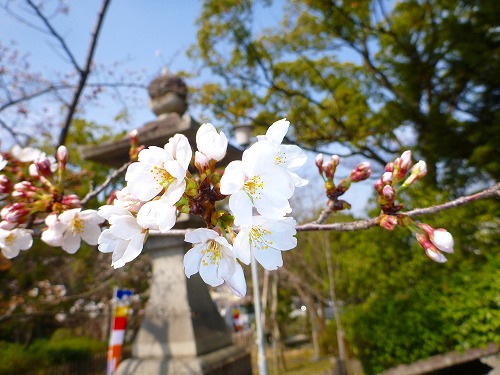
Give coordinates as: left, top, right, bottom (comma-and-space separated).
115, 232, 252, 375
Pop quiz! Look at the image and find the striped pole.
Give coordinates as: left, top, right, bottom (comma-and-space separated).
106, 289, 132, 375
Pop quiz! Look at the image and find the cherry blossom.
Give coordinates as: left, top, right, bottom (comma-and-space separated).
0, 228, 33, 259
183, 228, 246, 296
233, 216, 297, 270
220, 140, 295, 226
97, 205, 147, 268
125, 134, 191, 202
196, 123, 228, 162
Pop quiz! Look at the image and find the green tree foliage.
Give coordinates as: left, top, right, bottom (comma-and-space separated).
191, 0, 500, 190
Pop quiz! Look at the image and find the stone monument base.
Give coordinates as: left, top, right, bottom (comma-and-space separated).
115, 344, 252, 375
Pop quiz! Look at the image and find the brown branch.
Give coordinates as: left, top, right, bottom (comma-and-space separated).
57, 0, 112, 148
157, 182, 499, 236
25, 0, 82, 72
81, 160, 131, 205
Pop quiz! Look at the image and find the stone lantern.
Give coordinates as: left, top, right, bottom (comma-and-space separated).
80, 72, 252, 375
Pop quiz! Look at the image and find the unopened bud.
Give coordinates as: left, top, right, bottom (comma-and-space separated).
374, 179, 383, 194
379, 214, 398, 231
323, 162, 334, 179
403, 160, 427, 186
315, 154, 324, 171
416, 233, 447, 263
1, 203, 30, 223
385, 162, 394, 172
382, 185, 395, 202
382, 171, 393, 185
57, 146, 69, 170
349, 162, 371, 182
400, 151, 412, 172
195, 151, 209, 171
418, 223, 453, 254
35, 155, 53, 177
0, 174, 13, 194
61, 194, 82, 208
129, 129, 139, 146
331, 155, 340, 167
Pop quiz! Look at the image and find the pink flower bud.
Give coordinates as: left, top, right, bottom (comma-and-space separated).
130, 129, 139, 145
379, 214, 398, 230
35, 155, 53, 177
331, 155, 340, 167
382, 172, 393, 185
61, 194, 82, 208
419, 224, 454, 254
56, 146, 69, 167
323, 162, 334, 179
350, 162, 371, 182
400, 150, 412, 172
382, 185, 395, 201
374, 178, 383, 194
315, 154, 324, 170
0, 174, 13, 194
385, 162, 394, 172
416, 233, 447, 263
1, 203, 30, 223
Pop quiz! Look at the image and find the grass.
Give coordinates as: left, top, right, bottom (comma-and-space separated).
252, 344, 337, 375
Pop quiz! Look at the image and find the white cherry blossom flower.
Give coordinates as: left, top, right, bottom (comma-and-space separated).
183, 228, 246, 295
196, 123, 228, 162
41, 213, 66, 247
113, 187, 144, 213
125, 134, 191, 202
257, 118, 308, 187
220, 140, 295, 226
52, 209, 104, 254
97, 205, 147, 268
233, 216, 297, 270
0, 228, 33, 259
11, 145, 42, 162
136, 196, 177, 233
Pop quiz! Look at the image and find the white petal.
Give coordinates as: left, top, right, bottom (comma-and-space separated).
431, 230, 454, 254
62, 233, 81, 254
199, 258, 224, 287
266, 119, 289, 145
242, 140, 277, 176
278, 145, 307, 171
220, 160, 245, 194
425, 248, 447, 263
58, 208, 81, 224
233, 228, 252, 265
254, 248, 283, 270
2, 246, 20, 259
184, 228, 218, 244
81, 223, 102, 245
183, 246, 204, 278
225, 263, 247, 297
229, 191, 253, 226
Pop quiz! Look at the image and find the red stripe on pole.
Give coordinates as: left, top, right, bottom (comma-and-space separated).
113, 316, 127, 330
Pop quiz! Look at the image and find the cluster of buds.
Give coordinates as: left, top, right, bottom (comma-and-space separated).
375, 150, 454, 262
316, 154, 372, 211
0, 145, 90, 259
375, 151, 427, 222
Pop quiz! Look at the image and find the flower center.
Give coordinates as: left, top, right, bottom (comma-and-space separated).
5, 233, 16, 246
150, 165, 175, 189
201, 239, 222, 266
243, 176, 264, 199
70, 216, 85, 234
249, 226, 273, 250
275, 151, 287, 166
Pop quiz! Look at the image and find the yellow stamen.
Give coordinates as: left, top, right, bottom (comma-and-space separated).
150, 164, 175, 189
70, 216, 85, 234
201, 239, 223, 266
243, 176, 264, 199
5, 233, 16, 246
249, 226, 273, 251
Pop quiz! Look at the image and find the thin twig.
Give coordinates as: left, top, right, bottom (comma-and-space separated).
81, 160, 131, 205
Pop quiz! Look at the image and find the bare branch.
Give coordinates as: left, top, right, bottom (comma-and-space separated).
152, 183, 500, 236
25, 0, 82, 72
81, 160, 131, 205
57, 0, 112, 149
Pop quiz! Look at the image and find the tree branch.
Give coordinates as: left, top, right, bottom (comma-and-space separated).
81, 160, 131, 206
57, 0, 112, 148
